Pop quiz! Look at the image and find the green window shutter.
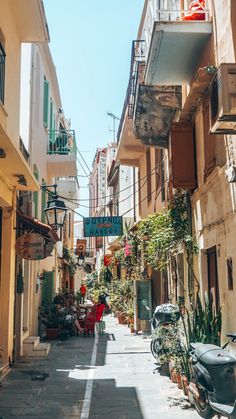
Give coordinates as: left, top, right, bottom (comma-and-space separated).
49, 98, 53, 140
41, 179, 47, 223
42, 271, 54, 306
33, 171, 39, 219
43, 79, 49, 127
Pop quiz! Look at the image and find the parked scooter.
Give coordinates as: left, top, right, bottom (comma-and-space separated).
188, 333, 236, 418
150, 303, 181, 364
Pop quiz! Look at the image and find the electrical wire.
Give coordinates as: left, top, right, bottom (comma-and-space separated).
57, 165, 159, 209
120, 177, 169, 217
76, 146, 91, 175
61, 163, 162, 202
76, 156, 90, 178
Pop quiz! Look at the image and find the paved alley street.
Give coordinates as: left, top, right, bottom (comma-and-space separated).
0, 316, 200, 419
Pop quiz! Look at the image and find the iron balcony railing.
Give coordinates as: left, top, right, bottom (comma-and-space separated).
142, 0, 210, 53
56, 176, 79, 190
117, 40, 145, 143
47, 130, 77, 156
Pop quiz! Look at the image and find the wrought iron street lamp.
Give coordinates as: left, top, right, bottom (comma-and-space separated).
43, 184, 68, 231
77, 253, 85, 268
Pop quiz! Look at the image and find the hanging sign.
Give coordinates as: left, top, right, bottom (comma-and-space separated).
83, 216, 123, 237
15, 233, 54, 260
75, 239, 87, 255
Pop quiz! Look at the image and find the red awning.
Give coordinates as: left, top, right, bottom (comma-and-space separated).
16, 210, 59, 243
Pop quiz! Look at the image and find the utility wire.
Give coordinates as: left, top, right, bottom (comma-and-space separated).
76, 156, 90, 178
62, 163, 161, 202
120, 178, 169, 217
58, 166, 159, 209
76, 146, 91, 175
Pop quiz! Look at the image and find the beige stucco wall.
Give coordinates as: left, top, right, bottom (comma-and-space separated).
0, 1, 21, 145
190, 1, 236, 353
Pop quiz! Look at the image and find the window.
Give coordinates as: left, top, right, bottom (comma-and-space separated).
43, 77, 49, 127
0, 42, 6, 104
227, 258, 233, 291
146, 148, 151, 203
207, 247, 220, 312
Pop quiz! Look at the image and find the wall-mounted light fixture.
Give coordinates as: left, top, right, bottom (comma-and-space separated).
42, 184, 67, 231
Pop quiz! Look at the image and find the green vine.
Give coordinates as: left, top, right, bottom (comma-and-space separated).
63, 246, 78, 277
137, 192, 198, 271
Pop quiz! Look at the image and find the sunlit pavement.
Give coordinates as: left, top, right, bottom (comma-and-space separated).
0, 315, 200, 419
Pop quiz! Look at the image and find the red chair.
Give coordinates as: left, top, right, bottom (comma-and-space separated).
81, 304, 105, 336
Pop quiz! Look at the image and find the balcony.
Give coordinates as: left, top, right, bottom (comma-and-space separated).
142, 0, 212, 85
56, 177, 79, 210
47, 130, 77, 178
134, 84, 182, 147
124, 40, 181, 148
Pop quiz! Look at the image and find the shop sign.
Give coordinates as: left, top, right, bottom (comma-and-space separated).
75, 239, 87, 255
15, 233, 54, 260
83, 216, 123, 237
104, 254, 112, 266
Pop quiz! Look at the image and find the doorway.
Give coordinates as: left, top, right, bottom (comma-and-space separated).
207, 246, 220, 312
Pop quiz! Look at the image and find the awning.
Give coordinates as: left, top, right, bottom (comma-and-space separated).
16, 210, 59, 243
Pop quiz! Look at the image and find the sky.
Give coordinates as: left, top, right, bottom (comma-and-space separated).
43, 0, 144, 217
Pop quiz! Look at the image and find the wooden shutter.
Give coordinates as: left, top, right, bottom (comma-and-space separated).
43, 78, 49, 127
146, 148, 151, 202
42, 271, 54, 306
203, 103, 216, 179
171, 123, 196, 189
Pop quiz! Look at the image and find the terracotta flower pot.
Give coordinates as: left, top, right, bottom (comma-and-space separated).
117, 313, 127, 325
171, 369, 177, 383
46, 328, 59, 339
181, 375, 189, 396
176, 373, 182, 389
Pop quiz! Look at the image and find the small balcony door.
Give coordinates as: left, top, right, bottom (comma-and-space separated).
207, 246, 220, 312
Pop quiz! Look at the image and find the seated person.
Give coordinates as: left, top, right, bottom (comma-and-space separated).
80, 296, 105, 335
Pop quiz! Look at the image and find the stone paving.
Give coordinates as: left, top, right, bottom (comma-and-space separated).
0, 316, 201, 419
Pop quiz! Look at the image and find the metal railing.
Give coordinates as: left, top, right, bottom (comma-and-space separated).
47, 130, 76, 156
142, 0, 210, 52
56, 176, 79, 190
117, 40, 145, 143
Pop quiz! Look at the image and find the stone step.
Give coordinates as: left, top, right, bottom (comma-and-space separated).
23, 336, 50, 357
32, 343, 51, 357
23, 336, 40, 348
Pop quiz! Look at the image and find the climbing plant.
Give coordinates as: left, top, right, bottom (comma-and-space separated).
137, 192, 198, 272
63, 246, 78, 277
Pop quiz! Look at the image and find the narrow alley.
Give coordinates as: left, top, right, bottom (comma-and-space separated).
0, 316, 199, 419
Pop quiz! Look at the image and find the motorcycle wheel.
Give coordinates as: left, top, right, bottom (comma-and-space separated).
194, 389, 215, 419
150, 338, 161, 359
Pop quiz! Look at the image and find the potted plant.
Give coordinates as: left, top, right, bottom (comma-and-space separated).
40, 304, 64, 339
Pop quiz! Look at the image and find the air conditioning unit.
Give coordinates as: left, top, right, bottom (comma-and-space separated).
210, 63, 236, 134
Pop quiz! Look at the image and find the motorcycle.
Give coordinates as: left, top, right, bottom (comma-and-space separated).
188, 333, 236, 418
150, 303, 181, 365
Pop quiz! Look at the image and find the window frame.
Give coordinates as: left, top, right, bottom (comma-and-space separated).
0, 42, 6, 104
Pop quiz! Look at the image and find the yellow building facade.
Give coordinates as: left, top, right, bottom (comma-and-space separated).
0, 0, 49, 373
